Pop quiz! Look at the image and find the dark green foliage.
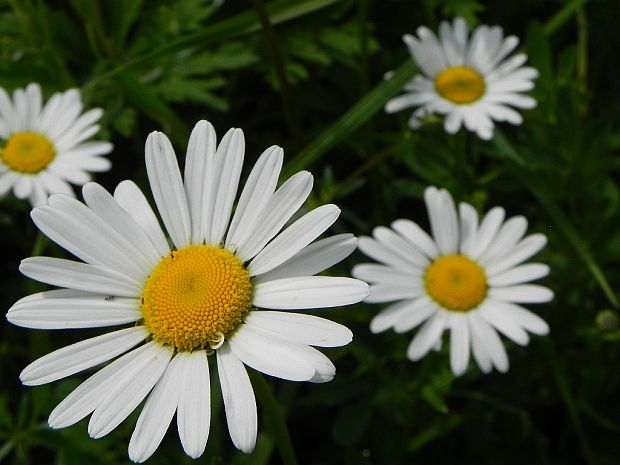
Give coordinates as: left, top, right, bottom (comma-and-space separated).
1, 0, 619, 464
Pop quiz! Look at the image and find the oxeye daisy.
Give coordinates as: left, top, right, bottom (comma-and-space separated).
0, 83, 112, 206
385, 17, 538, 140
7, 120, 369, 462
353, 186, 553, 376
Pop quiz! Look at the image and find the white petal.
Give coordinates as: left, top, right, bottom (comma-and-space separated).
459, 203, 479, 255
245, 311, 352, 347
467, 312, 509, 373
357, 237, 420, 273
372, 226, 429, 268
468, 314, 493, 373
370, 300, 416, 334
19, 327, 147, 386
449, 314, 470, 376
184, 121, 216, 244
479, 216, 527, 265
128, 354, 184, 463
177, 351, 211, 459
235, 171, 313, 262
478, 301, 530, 346
208, 128, 245, 245
352, 263, 421, 286
145, 131, 191, 249
32, 195, 149, 281
229, 324, 315, 381
19, 256, 142, 297
82, 183, 162, 268
391, 219, 440, 259
486, 299, 549, 335
48, 341, 154, 428
424, 187, 459, 254
226, 146, 283, 250
486, 234, 547, 276
406, 311, 448, 361
253, 276, 369, 310
88, 343, 173, 438
469, 207, 505, 259
255, 234, 357, 283
7, 294, 141, 329
248, 204, 340, 276
216, 344, 257, 453
114, 180, 170, 257
489, 284, 554, 303
488, 263, 549, 287
366, 283, 423, 303
392, 296, 437, 333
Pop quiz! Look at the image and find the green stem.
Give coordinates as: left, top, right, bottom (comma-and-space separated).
543, 0, 588, 35
250, 0, 301, 146
248, 371, 298, 465
327, 139, 407, 201
283, 59, 418, 177
541, 339, 597, 465
30, 231, 49, 256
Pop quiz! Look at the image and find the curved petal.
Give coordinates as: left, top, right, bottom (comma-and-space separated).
20, 327, 147, 386
128, 354, 184, 463
253, 276, 369, 310
177, 351, 211, 459
216, 344, 257, 453
145, 131, 191, 249
88, 343, 173, 439
244, 311, 352, 347
20, 256, 142, 297
255, 234, 357, 283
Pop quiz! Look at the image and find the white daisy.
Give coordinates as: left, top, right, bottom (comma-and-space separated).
7, 120, 369, 462
0, 83, 112, 206
353, 186, 553, 376
385, 17, 538, 140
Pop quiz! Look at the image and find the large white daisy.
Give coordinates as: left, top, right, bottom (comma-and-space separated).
0, 83, 112, 206
7, 120, 369, 462
385, 17, 538, 140
353, 186, 553, 376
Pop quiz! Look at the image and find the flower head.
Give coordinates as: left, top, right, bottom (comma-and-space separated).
0, 83, 112, 206
353, 186, 553, 376
7, 120, 369, 462
385, 18, 538, 140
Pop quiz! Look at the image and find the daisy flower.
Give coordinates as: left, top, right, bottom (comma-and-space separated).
353, 186, 553, 376
385, 17, 538, 140
7, 120, 369, 462
0, 83, 112, 206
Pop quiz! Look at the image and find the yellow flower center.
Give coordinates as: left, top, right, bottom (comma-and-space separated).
141, 244, 253, 352
425, 254, 487, 312
434, 66, 486, 104
1, 131, 56, 173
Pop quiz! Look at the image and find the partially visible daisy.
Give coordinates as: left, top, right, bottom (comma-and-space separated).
7, 120, 369, 462
353, 186, 553, 376
0, 83, 112, 206
385, 18, 538, 140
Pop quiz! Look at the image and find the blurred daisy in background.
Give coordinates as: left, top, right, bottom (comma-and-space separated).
385, 17, 538, 140
0, 83, 112, 206
7, 120, 368, 462
353, 186, 553, 376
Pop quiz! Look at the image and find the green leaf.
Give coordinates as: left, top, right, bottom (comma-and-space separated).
111, 70, 189, 144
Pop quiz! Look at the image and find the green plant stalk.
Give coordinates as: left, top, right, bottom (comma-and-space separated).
283, 59, 418, 176
250, 0, 301, 146
543, 0, 588, 35
248, 371, 298, 465
542, 339, 597, 465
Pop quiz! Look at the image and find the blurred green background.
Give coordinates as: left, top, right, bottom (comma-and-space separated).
1, 0, 619, 464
